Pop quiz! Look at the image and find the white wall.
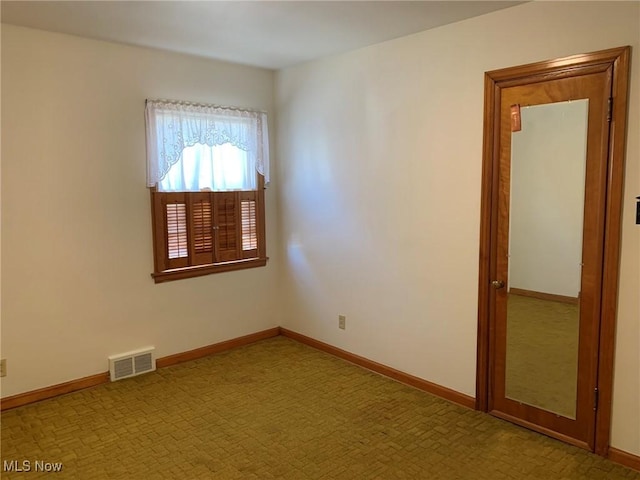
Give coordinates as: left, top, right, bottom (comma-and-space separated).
509, 101, 588, 298
0, 25, 280, 397
276, 1, 639, 456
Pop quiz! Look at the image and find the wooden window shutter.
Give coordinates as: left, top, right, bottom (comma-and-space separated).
188, 193, 214, 266
240, 191, 258, 259
162, 193, 189, 270
150, 181, 266, 281
213, 192, 242, 262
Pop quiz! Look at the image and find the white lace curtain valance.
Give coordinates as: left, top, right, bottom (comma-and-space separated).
145, 99, 270, 188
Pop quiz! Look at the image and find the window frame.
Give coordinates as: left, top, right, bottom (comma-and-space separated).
150, 174, 267, 283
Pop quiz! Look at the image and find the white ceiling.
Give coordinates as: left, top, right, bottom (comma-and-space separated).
1, 1, 523, 70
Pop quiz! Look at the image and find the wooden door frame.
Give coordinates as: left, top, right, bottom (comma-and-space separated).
475, 46, 630, 457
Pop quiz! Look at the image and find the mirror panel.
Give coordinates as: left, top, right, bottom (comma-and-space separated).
505, 99, 589, 419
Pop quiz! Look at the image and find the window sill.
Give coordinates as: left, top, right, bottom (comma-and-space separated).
151, 257, 268, 283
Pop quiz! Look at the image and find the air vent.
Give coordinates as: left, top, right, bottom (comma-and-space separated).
108, 347, 156, 381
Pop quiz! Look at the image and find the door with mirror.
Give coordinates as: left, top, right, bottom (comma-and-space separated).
477, 47, 630, 453
493, 72, 609, 447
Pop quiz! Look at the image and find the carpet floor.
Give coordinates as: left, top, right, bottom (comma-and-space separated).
1, 337, 638, 479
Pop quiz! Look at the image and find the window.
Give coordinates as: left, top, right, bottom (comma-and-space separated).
146, 99, 269, 282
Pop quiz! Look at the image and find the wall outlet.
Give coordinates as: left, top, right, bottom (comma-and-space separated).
0, 359, 6, 377
338, 315, 346, 330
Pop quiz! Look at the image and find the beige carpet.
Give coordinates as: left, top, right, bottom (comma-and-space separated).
1, 337, 638, 479
506, 294, 580, 418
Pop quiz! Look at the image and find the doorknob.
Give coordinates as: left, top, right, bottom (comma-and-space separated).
491, 280, 505, 289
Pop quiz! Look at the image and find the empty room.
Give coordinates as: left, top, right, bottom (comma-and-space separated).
1, 1, 639, 478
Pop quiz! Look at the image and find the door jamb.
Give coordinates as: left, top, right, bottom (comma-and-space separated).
475, 46, 630, 457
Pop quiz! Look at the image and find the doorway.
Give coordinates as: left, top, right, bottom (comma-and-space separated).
476, 47, 630, 455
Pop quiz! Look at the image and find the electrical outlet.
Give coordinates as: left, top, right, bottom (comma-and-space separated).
0, 359, 6, 377
338, 315, 346, 330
